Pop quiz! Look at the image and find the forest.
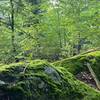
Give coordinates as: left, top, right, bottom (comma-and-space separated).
0, 0, 100, 100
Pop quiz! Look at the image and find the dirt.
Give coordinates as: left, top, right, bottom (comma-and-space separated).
76, 71, 98, 90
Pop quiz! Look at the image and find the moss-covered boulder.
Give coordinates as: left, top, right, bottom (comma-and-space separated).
0, 59, 100, 100
54, 51, 100, 81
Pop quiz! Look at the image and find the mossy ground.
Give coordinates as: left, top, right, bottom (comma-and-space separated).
0, 52, 100, 100
54, 51, 100, 80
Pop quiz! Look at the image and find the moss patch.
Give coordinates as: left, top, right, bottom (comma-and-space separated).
0, 59, 100, 100
54, 51, 100, 81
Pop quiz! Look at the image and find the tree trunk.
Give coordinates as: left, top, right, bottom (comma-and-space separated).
10, 0, 16, 53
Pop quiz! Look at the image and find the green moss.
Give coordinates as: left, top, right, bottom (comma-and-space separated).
54, 51, 100, 80
0, 59, 100, 100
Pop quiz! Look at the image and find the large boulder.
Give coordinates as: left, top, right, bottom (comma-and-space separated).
0, 60, 100, 100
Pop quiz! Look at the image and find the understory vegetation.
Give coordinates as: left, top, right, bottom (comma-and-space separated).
0, 51, 100, 100
0, 0, 100, 100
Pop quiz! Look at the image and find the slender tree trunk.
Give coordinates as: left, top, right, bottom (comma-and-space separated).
77, 33, 81, 54
56, 7, 62, 48
63, 29, 67, 46
51, 2, 62, 48
10, 0, 16, 53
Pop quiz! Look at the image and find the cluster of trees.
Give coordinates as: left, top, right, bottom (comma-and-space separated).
0, 0, 99, 63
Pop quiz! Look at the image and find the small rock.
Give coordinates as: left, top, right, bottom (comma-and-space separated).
0, 80, 5, 85
44, 67, 61, 82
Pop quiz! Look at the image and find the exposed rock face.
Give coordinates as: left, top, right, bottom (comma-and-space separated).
44, 66, 61, 83
0, 58, 100, 100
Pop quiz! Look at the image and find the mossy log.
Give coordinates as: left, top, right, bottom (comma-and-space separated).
0, 51, 100, 100
54, 51, 100, 81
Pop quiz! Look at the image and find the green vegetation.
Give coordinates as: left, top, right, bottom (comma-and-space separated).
0, 58, 100, 100
54, 50, 100, 80
0, 0, 100, 100
0, 0, 100, 62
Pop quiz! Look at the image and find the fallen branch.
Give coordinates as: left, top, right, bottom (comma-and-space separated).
86, 62, 100, 90
81, 48, 100, 55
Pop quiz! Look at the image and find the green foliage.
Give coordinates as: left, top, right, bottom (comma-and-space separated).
0, 1, 100, 100
0, 0, 100, 62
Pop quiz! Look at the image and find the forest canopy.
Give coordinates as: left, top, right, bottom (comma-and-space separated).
0, 0, 99, 63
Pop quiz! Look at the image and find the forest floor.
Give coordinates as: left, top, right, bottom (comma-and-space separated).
0, 51, 100, 100
76, 71, 98, 90
54, 50, 100, 91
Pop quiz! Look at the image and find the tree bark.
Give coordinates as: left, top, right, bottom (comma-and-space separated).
10, 0, 16, 53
